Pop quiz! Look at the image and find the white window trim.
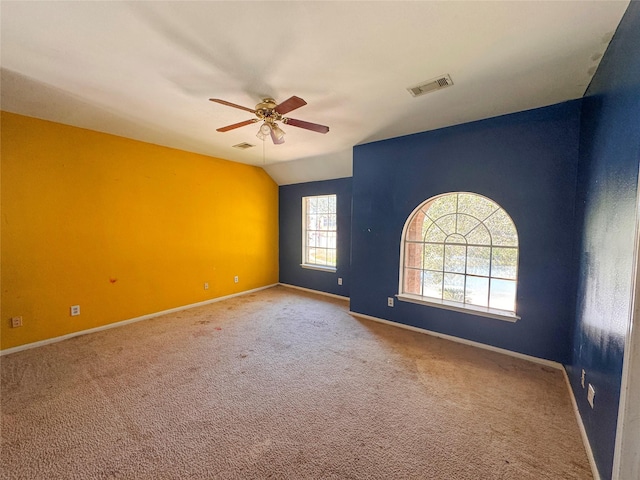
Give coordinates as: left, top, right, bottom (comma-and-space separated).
397, 293, 519, 322
302, 194, 337, 269
398, 192, 519, 320
300, 264, 337, 273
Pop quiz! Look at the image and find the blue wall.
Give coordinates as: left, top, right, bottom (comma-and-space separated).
351, 101, 582, 363
279, 177, 352, 297
569, 2, 640, 479
277, 5, 639, 477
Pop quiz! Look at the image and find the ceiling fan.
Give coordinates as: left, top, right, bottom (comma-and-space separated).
209, 96, 329, 145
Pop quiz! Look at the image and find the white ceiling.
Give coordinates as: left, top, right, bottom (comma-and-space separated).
0, 1, 630, 185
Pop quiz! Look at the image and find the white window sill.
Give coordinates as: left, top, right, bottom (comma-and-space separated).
396, 293, 520, 323
300, 264, 337, 273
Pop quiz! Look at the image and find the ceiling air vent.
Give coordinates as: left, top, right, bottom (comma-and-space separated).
232, 142, 255, 150
407, 74, 453, 97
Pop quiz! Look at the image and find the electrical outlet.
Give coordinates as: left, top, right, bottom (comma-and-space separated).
338, 277, 343, 286
387, 297, 394, 307
581, 369, 586, 388
204, 282, 209, 290
234, 276, 239, 283
11, 316, 23, 328
588, 384, 595, 408
70, 305, 80, 316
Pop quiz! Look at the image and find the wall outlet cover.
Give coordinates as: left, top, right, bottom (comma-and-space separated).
11, 316, 23, 328
70, 305, 80, 316
338, 277, 343, 285
387, 297, 394, 307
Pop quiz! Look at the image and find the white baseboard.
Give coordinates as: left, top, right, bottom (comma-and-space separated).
561, 368, 602, 480
278, 283, 350, 301
348, 310, 562, 369
1, 284, 278, 356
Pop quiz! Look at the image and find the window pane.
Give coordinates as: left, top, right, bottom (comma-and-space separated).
404, 242, 423, 268
447, 233, 466, 244
328, 195, 336, 212
485, 209, 518, 246
327, 214, 337, 230
314, 248, 327, 265
444, 245, 466, 273
317, 232, 327, 248
423, 244, 444, 270
327, 232, 336, 249
404, 268, 422, 295
425, 224, 446, 243
465, 224, 491, 246
306, 197, 317, 214
443, 273, 465, 302
490, 279, 516, 311
307, 247, 316, 264
435, 214, 456, 235
457, 193, 497, 221
491, 247, 518, 279
326, 248, 336, 267
422, 271, 443, 300
421, 215, 433, 239
426, 195, 457, 220
317, 196, 329, 213
316, 214, 328, 231
308, 232, 318, 247
456, 213, 480, 236
465, 276, 489, 307
467, 246, 490, 276
307, 214, 318, 230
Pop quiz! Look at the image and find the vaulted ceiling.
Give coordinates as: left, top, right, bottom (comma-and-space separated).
0, 1, 630, 184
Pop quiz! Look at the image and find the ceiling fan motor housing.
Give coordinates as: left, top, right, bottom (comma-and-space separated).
255, 98, 281, 122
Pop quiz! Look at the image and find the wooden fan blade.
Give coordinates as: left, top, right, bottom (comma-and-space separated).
216, 119, 257, 132
275, 96, 307, 115
284, 117, 329, 134
210, 98, 256, 113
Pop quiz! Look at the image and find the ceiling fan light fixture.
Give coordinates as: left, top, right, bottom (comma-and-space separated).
256, 122, 272, 140
270, 123, 286, 144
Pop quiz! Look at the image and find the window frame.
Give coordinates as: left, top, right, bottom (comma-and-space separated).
397, 192, 520, 322
301, 194, 337, 272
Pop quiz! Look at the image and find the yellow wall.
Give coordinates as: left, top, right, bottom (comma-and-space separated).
1, 112, 279, 350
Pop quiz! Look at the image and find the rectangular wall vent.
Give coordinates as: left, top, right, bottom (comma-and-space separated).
232, 142, 255, 149
407, 74, 454, 97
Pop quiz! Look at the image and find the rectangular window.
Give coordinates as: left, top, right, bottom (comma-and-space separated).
302, 194, 337, 270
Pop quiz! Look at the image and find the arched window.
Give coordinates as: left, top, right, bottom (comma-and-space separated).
398, 192, 519, 320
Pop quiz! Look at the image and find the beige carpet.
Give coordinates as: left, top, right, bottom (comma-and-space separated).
1, 286, 592, 479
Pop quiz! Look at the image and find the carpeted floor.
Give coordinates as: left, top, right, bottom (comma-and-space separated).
1, 286, 592, 479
